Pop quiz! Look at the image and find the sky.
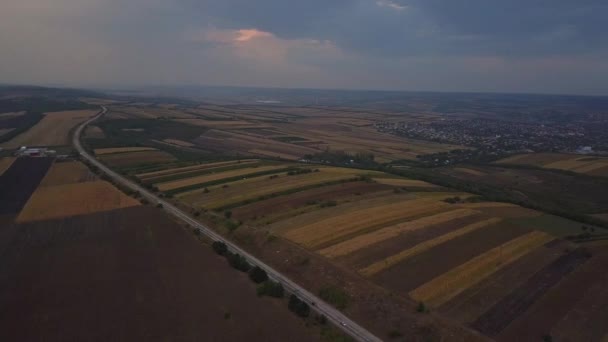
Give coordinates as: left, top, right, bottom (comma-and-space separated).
1, 0, 607, 95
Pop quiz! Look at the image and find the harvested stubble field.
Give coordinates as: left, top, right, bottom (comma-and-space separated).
317, 208, 479, 259
84, 125, 105, 139
17, 180, 140, 222
497, 153, 608, 177
137, 159, 258, 180
1, 110, 98, 148
179, 168, 364, 210
371, 177, 439, 188
231, 181, 392, 222
99, 150, 176, 168
156, 164, 288, 191
94, 146, 158, 155
357, 218, 502, 276
39, 161, 96, 187
0, 206, 316, 342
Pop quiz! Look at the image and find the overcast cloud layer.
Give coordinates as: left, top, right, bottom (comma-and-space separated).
1, 0, 607, 95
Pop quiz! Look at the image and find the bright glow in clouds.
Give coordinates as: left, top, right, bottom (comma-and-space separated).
376, 0, 408, 11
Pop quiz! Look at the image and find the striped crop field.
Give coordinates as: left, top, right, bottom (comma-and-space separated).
358, 218, 502, 276
283, 198, 458, 249
180, 168, 364, 210
94, 147, 158, 155
409, 230, 554, 308
137, 159, 259, 180
372, 177, 439, 188
319, 208, 480, 259
156, 165, 288, 191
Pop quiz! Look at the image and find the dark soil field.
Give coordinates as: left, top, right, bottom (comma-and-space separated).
472, 248, 590, 338
0, 206, 316, 342
371, 222, 530, 294
438, 239, 568, 324
336, 213, 486, 270
0, 157, 52, 215
493, 245, 608, 342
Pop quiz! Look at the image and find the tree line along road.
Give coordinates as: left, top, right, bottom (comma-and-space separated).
72, 106, 383, 342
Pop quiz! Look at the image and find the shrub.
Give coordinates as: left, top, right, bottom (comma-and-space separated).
224, 210, 232, 219
249, 266, 269, 284
319, 286, 349, 309
212, 241, 228, 255
227, 253, 251, 272
288, 294, 310, 318
257, 280, 284, 298
417, 302, 427, 313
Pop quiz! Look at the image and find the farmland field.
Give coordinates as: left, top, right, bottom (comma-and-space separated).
38, 160, 96, 187
94, 146, 158, 155
147, 159, 606, 341
0, 157, 53, 215
1, 109, 98, 148
0, 205, 317, 342
99, 150, 176, 168
497, 153, 608, 177
17, 180, 140, 222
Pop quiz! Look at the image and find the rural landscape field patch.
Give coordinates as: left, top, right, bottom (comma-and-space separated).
17, 180, 139, 222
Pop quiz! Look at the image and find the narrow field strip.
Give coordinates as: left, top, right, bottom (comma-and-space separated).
144, 161, 261, 184
137, 159, 258, 179
319, 208, 478, 259
572, 162, 608, 173
157, 165, 288, 191
358, 218, 501, 276
373, 177, 438, 188
94, 147, 157, 155
409, 231, 553, 308
285, 199, 452, 249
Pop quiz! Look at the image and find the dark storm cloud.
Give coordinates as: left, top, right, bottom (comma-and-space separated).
1, 0, 607, 95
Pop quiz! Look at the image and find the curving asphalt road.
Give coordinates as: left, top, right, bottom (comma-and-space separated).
73, 106, 383, 342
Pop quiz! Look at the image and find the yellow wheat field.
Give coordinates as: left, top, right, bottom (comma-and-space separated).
409, 231, 553, 308
157, 165, 287, 191
17, 180, 140, 223
284, 198, 457, 249
318, 208, 479, 258
358, 218, 502, 276
39, 161, 95, 187
94, 147, 158, 155
373, 177, 438, 188
0, 157, 16, 176
1, 110, 98, 148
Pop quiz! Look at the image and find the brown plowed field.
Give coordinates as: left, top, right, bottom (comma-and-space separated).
0, 206, 316, 342
0, 157, 15, 175
232, 181, 392, 221
39, 161, 96, 187
371, 222, 530, 295
550, 248, 608, 341
438, 240, 568, 324
472, 248, 590, 338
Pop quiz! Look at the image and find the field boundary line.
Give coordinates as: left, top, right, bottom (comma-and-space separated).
359, 217, 501, 276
